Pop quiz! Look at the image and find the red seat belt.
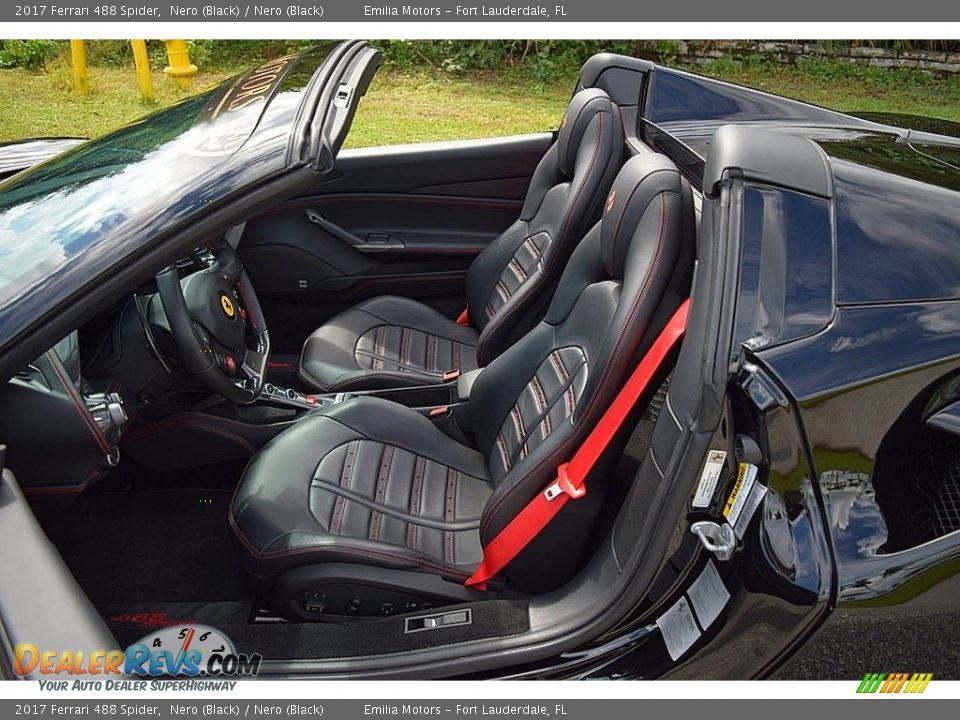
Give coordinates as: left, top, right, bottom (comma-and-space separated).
456, 306, 470, 326
465, 299, 691, 590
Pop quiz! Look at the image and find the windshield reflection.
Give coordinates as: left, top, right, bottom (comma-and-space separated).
0, 91, 226, 304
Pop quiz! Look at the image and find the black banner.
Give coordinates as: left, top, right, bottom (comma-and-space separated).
2, 1, 959, 22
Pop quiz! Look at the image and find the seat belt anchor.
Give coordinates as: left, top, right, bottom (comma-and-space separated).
690, 520, 737, 561
543, 463, 586, 502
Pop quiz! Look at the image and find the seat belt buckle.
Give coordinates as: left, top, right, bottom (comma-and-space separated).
543, 463, 586, 502
428, 405, 449, 418
442, 370, 461, 382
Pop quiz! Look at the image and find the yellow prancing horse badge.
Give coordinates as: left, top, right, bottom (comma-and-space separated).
220, 293, 236, 318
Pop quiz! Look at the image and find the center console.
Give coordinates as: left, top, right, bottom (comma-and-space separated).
118, 367, 484, 476
258, 368, 482, 419
260, 382, 348, 411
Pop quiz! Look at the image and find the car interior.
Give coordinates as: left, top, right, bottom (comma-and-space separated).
0, 51, 707, 671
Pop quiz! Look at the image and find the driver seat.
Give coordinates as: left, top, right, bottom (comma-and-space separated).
230, 154, 692, 607
297, 88, 624, 392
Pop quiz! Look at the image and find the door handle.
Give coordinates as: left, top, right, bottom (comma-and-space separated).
362, 234, 405, 254
304, 210, 405, 256
304, 209, 364, 248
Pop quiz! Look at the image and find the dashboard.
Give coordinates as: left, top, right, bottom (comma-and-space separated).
0, 330, 129, 495
0, 232, 248, 497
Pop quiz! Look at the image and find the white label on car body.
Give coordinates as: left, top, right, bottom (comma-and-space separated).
687, 560, 730, 631
692, 449, 727, 508
656, 596, 701, 661
723, 462, 759, 528
733, 481, 768, 539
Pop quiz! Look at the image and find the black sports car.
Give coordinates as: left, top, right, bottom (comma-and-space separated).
0, 42, 958, 681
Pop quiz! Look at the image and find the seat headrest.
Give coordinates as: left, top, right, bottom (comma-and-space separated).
600, 153, 684, 277
557, 88, 617, 176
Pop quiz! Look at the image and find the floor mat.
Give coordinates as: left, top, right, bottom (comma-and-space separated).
101, 600, 253, 647
44, 488, 253, 608
98, 456, 250, 493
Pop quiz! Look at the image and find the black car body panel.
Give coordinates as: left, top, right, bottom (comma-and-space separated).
851, 111, 960, 140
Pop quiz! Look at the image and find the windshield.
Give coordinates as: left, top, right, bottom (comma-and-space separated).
0, 53, 303, 308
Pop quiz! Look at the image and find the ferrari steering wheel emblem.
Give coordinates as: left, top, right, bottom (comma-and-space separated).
220, 293, 236, 318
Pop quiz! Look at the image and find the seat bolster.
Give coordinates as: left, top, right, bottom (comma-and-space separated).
298, 295, 479, 392
231, 411, 359, 558
230, 397, 492, 580
323, 397, 489, 477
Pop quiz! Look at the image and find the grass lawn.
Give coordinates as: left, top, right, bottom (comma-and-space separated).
1, 56, 959, 147
0, 60, 573, 145
0, 62, 234, 141
346, 72, 570, 147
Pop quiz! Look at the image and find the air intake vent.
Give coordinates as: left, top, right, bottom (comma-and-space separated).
915, 429, 960, 542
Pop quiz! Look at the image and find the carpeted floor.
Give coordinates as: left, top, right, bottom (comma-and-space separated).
43, 486, 253, 608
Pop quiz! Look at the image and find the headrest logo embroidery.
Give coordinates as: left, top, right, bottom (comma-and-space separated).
605, 190, 616, 214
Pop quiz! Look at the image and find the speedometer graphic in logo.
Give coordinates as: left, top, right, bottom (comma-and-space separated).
131, 625, 235, 676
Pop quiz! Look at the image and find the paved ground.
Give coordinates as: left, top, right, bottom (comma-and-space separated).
774, 606, 960, 679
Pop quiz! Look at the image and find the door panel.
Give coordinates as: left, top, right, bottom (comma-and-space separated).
243, 192, 521, 297
240, 133, 553, 352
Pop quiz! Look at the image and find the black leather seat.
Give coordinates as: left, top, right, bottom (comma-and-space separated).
298, 88, 624, 392
232, 154, 692, 597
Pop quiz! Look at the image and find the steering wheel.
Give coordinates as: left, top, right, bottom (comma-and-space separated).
155, 238, 270, 404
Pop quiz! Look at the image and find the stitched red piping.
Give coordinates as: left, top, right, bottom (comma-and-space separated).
476, 110, 610, 363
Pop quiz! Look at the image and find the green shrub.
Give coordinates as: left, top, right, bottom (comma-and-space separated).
0, 40, 62, 69
656, 40, 681, 66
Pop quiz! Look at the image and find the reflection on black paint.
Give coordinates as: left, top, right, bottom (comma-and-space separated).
0, 46, 332, 349
830, 159, 960, 304
649, 68, 854, 126
822, 137, 960, 191
733, 185, 832, 356
0, 89, 220, 305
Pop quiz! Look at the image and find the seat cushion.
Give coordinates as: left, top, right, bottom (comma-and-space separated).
298, 295, 480, 392
230, 396, 493, 581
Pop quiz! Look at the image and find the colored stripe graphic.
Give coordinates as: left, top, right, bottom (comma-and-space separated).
857, 673, 885, 693
857, 672, 931, 694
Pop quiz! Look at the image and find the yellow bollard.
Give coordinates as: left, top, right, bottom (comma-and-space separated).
70, 40, 88, 95
130, 40, 155, 102
163, 40, 197, 89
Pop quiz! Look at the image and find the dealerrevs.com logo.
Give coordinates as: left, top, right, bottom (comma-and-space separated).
857, 673, 933, 694
14, 625, 261, 684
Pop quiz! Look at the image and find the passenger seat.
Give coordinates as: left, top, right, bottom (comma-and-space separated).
298, 88, 624, 392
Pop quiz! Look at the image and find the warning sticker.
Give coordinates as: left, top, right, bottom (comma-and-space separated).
723, 463, 758, 528
656, 596, 701, 661
687, 560, 730, 630
692, 450, 727, 508
733, 481, 767, 539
